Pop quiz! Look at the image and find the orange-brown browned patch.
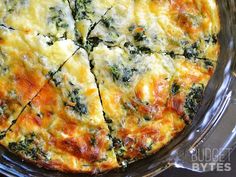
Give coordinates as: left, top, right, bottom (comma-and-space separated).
0, 37, 4, 44
55, 137, 100, 162
167, 93, 185, 116
32, 83, 57, 107
14, 65, 43, 103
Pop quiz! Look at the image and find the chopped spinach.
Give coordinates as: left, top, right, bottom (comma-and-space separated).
128, 25, 135, 32
90, 135, 96, 146
104, 115, 113, 124
124, 42, 152, 55
110, 64, 137, 83
5, 0, 18, 13
86, 37, 102, 51
74, 0, 93, 21
183, 43, 199, 59
101, 17, 114, 29
139, 147, 147, 155
171, 83, 180, 95
137, 46, 152, 54
184, 84, 204, 119
116, 146, 126, 158
68, 88, 88, 115
166, 51, 177, 58
113, 138, 123, 148
0, 64, 9, 76
51, 74, 62, 87
45, 33, 68, 46
144, 116, 151, 121
122, 68, 135, 82
130, 25, 147, 42
0, 131, 7, 140
124, 42, 139, 55
204, 34, 218, 44
8, 133, 49, 161
203, 59, 214, 69
133, 30, 146, 42
110, 64, 121, 80
49, 7, 69, 30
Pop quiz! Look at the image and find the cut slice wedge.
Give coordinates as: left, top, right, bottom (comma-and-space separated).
1, 48, 119, 173
90, 44, 186, 164
0, 29, 79, 138
0, 0, 75, 40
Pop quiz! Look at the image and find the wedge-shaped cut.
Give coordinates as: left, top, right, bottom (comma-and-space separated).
73, 0, 136, 46
90, 44, 186, 163
1, 49, 119, 173
69, 0, 167, 51
0, 0, 75, 40
0, 29, 78, 135
69, 0, 219, 61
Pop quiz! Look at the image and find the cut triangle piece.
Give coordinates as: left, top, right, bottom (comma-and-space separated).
90, 44, 186, 164
0, 29, 79, 137
1, 49, 119, 173
0, 0, 75, 40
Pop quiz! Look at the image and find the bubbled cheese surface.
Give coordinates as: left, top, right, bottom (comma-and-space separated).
0, 0, 220, 173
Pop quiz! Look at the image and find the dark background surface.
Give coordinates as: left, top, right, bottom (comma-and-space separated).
158, 149, 236, 177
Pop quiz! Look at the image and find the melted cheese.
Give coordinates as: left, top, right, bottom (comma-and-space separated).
0, 0, 220, 173
0, 29, 77, 133
0, 0, 75, 39
1, 49, 118, 173
91, 44, 186, 161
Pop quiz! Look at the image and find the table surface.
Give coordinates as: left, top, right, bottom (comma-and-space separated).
158, 149, 236, 177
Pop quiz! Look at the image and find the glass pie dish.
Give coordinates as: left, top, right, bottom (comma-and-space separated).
0, 0, 235, 176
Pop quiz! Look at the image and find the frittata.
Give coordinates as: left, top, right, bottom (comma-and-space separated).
0, 0, 220, 174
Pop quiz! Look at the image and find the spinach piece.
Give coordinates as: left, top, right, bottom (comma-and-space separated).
143, 116, 151, 121
101, 17, 114, 29
86, 37, 102, 51
122, 68, 135, 82
45, 33, 68, 46
0, 131, 6, 140
74, 0, 93, 21
104, 115, 113, 124
110, 64, 121, 81
124, 42, 139, 55
204, 34, 218, 44
128, 25, 135, 32
124, 42, 152, 55
165, 51, 177, 59
203, 59, 214, 69
110, 64, 137, 83
52, 76, 62, 87
183, 43, 199, 59
49, 7, 69, 30
113, 138, 123, 148
8, 133, 49, 161
0, 65, 9, 76
90, 134, 96, 146
184, 84, 204, 119
171, 83, 180, 95
133, 30, 146, 42
113, 138, 126, 158
5, 0, 18, 13
137, 46, 152, 54
130, 25, 147, 42
68, 88, 88, 115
